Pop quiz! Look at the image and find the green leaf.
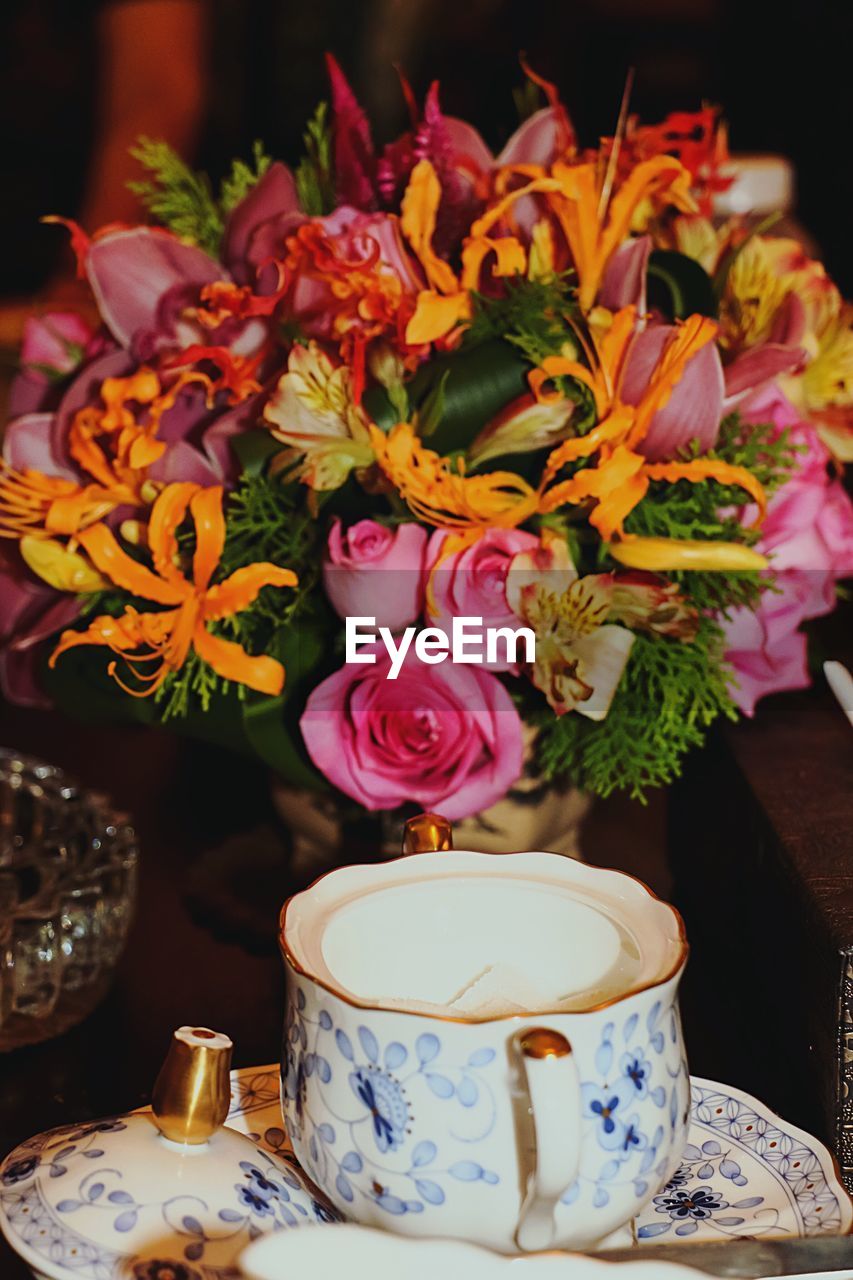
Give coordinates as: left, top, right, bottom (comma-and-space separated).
295, 101, 335, 216
647, 250, 716, 320
364, 339, 529, 455
241, 621, 328, 789
232, 429, 282, 477
220, 140, 272, 214
416, 370, 451, 437
128, 137, 223, 255
534, 616, 736, 800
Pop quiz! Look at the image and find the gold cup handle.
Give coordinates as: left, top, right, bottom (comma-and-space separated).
402, 812, 454, 855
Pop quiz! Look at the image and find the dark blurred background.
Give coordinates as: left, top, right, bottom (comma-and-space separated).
1, 0, 851, 307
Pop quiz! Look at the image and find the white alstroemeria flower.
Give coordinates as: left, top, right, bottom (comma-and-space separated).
263, 341, 375, 490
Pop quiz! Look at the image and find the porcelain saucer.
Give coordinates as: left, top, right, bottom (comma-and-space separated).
227, 1066, 853, 1246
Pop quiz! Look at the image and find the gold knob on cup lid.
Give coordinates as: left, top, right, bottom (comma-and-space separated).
403, 812, 453, 855
152, 1026, 233, 1144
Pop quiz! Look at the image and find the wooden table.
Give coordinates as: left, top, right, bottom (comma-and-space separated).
669, 668, 853, 1191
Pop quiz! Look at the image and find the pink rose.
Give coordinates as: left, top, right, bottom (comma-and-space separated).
300, 649, 524, 819
425, 528, 539, 671
323, 518, 428, 632
721, 387, 853, 714
10, 312, 103, 417
21, 312, 95, 375
722, 570, 834, 716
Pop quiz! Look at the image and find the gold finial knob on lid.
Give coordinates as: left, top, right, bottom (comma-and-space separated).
152, 1026, 233, 1145
403, 812, 453, 855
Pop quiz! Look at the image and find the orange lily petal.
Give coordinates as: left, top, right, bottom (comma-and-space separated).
202, 564, 298, 621
192, 624, 285, 696
594, 305, 637, 400
540, 444, 650, 539
530, 355, 608, 417
77, 522, 187, 605
147, 482, 200, 586
44, 486, 118, 536
460, 236, 526, 291
370, 423, 539, 530
49, 608, 176, 666
643, 459, 767, 525
127, 434, 167, 470
405, 291, 471, 345
401, 160, 460, 296
189, 486, 226, 591
600, 156, 695, 267
548, 157, 695, 310
626, 314, 718, 446
541, 406, 635, 485
470, 176, 562, 241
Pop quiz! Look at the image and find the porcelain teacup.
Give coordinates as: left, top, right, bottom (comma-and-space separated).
279, 837, 689, 1254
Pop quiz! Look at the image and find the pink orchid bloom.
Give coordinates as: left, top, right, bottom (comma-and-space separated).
4, 349, 229, 499
222, 162, 301, 284
621, 321, 726, 461
0, 543, 80, 708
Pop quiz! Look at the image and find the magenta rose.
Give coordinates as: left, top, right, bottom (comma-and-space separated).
425, 527, 539, 671
721, 387, 853, 714
300, 649, 524, 819
323, 518, 428, 632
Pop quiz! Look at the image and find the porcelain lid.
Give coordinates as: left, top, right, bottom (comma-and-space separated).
0, 1026, 340, 1280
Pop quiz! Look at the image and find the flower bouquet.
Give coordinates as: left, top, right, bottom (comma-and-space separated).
3, 59, 852, 830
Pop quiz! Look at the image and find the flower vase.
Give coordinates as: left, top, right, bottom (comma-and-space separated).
270, 765, 590, 881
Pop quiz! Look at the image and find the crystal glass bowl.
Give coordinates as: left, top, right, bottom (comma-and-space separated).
0, 748, 138, 1051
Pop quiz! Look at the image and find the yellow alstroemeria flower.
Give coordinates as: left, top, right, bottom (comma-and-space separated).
263, 342, 375, 490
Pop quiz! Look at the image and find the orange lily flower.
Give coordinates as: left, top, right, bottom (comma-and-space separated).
191, 279, 287, 327
49, 482, 298, 697
401, 149, 695, 343
545, 156, 696, 310
528, 309, 767, 543
401, 160, 530, 345
0, 366, 219, 541
162, 346, 263, 404
369, 422, 539, 531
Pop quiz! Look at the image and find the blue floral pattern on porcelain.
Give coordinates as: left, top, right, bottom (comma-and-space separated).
280, 978, 691, 1250
634, 1081, 850, 1241
0, 1109, 341, 1280
228, 1062, 849, 1245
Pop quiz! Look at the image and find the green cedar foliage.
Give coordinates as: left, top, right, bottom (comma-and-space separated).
128, 138, 272, 256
